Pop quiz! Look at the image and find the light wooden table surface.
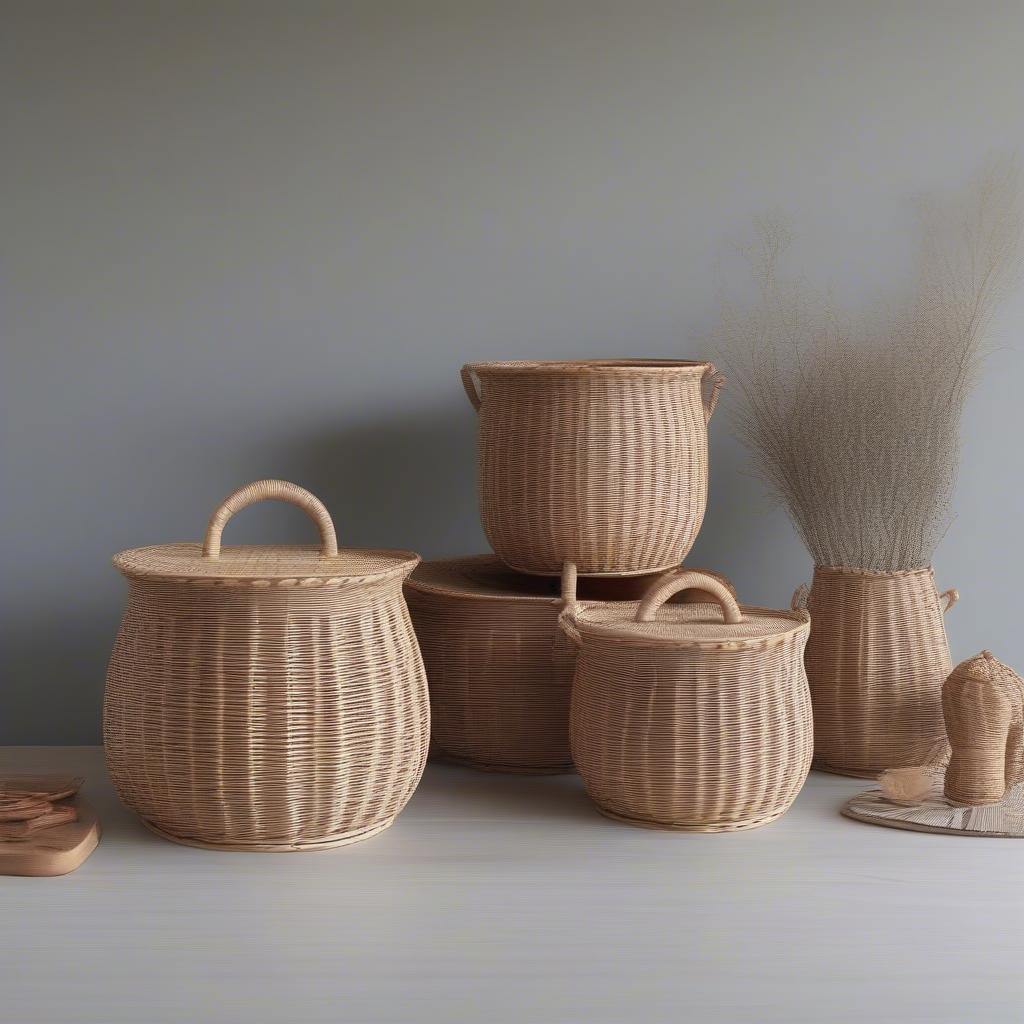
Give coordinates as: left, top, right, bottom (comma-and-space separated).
1, 746, 1020, 1024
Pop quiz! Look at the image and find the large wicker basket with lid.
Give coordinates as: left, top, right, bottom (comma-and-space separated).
405, 557, 734, 774
461, 359, 724, 577
104, 480, 429, 852
562, 571, 812, 832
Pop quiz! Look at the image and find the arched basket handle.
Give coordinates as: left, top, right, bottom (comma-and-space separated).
460, 364, 482, 411
940, 588, 959, 614
701, 364, 726, 424
203, 480, 338, 558
636, 571, 742, 624
791, 583, 810, 612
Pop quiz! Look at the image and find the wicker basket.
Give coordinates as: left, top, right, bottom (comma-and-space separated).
794, 565, 958, 779
104, 479, 429, 852
405, 557, 734, 774
461, 359, 724, 576
562, 571, 812, 832
943, 651, 1024, 806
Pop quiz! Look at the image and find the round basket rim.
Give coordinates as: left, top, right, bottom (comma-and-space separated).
405, 555, 562, 604
813, 564, 935, 578
464, 358, 712, 377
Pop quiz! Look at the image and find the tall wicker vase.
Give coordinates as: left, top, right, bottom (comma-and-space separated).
104, 480, 429, 852
795, 565, 959, 778
461, 359, 724, 576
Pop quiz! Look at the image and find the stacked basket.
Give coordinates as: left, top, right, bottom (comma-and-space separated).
407, 360, 814, 831
102, 360, 817, 848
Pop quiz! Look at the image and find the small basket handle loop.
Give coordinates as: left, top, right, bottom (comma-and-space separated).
556, 560, 584, 646
560, 560, 578, 608
636, 571, 742, 624
701, 364, 726, 424
940, 588, 959, 614
460, 364, 482, 411
791, 582, 810, 612
202, 480, 338, 558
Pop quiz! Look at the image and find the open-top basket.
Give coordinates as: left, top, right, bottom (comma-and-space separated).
461, 359, 724, 576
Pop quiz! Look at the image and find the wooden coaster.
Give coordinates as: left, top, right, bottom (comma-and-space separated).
0, 795, 54, 821
0, 774, 84, 802
0, 797, 100, 875
0, 804, 78, 839
843, 779, 1024, 838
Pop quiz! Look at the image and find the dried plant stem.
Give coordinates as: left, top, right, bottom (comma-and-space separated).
714, 164, 1021, 572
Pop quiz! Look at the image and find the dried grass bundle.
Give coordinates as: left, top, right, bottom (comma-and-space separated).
714, 164, 1021, 571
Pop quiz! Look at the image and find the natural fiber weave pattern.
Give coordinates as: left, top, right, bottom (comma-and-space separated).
565, 572, 812, 832
405, 557, 734, 774
104, 480, 429, 851
843, 780, 1024, 838
943, 651, 1024, 806
797, 565, 957, 779
462, 360, 724, 576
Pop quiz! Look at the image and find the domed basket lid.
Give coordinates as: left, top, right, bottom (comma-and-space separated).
407, 556, 737, 606
566, 571, 808, 648
113, 480, 418, 584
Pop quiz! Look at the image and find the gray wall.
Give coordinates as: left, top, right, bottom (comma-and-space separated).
3, 0, 1023, 744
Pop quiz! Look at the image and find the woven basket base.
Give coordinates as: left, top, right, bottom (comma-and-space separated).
142, 816, 395, 852
433, 751, 575, 776
500, 559, 688, 580
594, 803, 789, 834
842, 781, 1024, 838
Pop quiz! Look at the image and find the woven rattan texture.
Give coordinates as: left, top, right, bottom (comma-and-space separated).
113, 543, 418, 583
567, 576, 812, 832
943, 652, 1024, 806
405, 557, 734, 774
843, 780, 1024, 838
463, 360, 722, 576
574, 604, 801, 644
104, 480, 429, 851
799, 566, 955, 779
105, 576, 429, 850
